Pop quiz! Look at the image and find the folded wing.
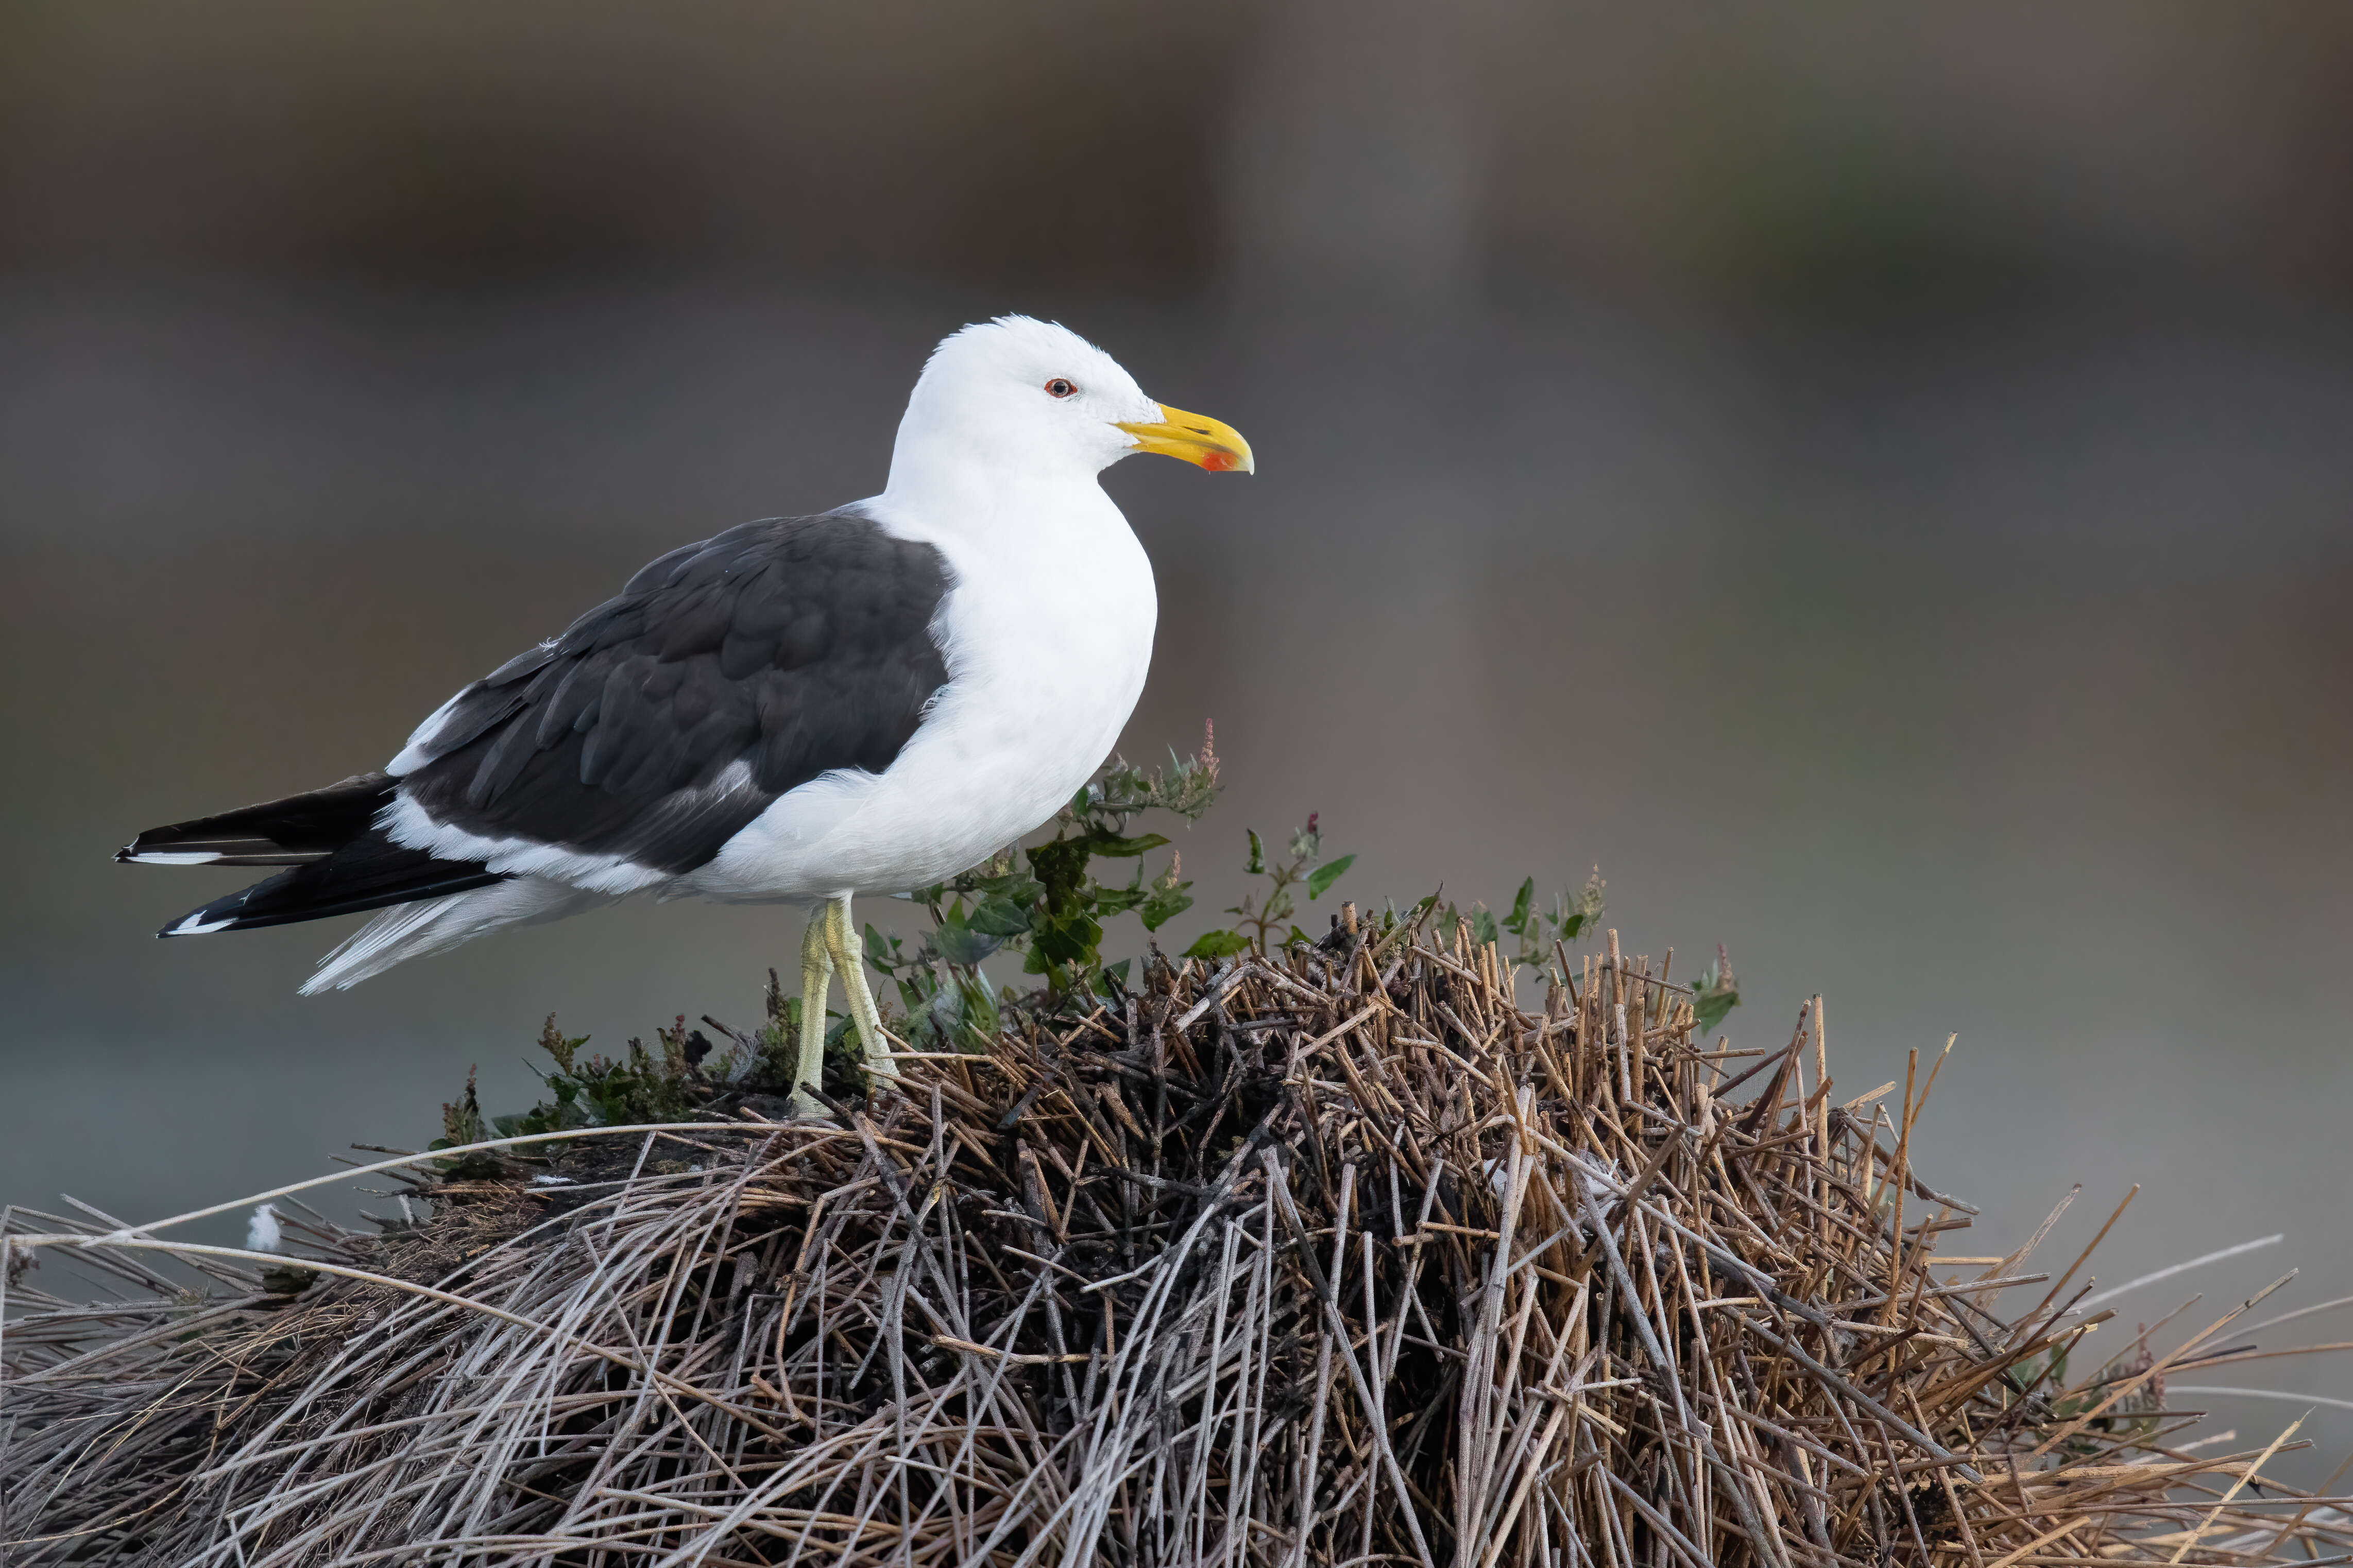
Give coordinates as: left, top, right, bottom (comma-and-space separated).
129, 509, 953, 941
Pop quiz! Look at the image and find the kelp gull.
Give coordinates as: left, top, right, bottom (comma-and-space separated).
119, 316, 1253, 1112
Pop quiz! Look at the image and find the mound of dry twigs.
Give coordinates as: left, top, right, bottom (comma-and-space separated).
6, 915, 2348, 1567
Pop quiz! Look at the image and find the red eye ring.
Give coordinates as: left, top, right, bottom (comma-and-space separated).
1045, 378, 1077, 398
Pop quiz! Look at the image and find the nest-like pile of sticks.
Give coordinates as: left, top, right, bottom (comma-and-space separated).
6, 916, 2348, 1567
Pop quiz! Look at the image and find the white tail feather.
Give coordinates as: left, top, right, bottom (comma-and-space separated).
300, 878, 612, 993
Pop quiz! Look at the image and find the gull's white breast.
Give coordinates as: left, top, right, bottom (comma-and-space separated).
680, 485, 1157, 903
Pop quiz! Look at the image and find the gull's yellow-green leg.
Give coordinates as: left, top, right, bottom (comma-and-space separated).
823, 894, 898, 1087
791, 909, 834, 1117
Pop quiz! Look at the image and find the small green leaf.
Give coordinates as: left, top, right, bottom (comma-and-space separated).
1093, 884, 1148, 916
1504, 876, 1535, 936
1244, 829, 1266, 875
1693, 988, 1739, 1037
932, 908, 1002, 967
1692, 945, 1740, 1037
1031, 907, 1103, 968
1306, 853, 1356, 901
1084, 830, 1171, 858
966, 895, 1034, 937
1025, 837, 1093, 911
1183, 929, 1252, 961
863, 922, 896, 966
1469, 907, 1498, 949
973, 870, 1044, 904
1139, 886, 1193, 931
954, 973, 1001, 1042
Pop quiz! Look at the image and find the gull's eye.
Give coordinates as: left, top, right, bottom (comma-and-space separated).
1044, 378, 1078, 399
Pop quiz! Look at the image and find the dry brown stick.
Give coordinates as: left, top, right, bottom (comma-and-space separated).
2025, 1274, 2297, 1462
1286, 1162, 1351, 1568
1263, 1149, 1438, 1568
1731, 1313, 1980, 1483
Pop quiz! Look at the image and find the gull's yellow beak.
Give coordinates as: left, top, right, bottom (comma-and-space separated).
1114, 404, 1254, 474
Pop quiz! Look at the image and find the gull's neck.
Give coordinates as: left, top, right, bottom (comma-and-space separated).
872, 434, 1120, 553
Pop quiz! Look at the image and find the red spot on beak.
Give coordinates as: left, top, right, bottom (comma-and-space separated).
1200, 450, 1239, 472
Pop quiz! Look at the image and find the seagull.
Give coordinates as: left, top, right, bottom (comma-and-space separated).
118, 316, 1252, 1113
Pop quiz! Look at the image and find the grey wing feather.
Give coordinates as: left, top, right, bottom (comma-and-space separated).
396, 510, 952, 875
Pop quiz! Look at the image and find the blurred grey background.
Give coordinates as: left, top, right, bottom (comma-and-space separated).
4, 0, 2350, 1443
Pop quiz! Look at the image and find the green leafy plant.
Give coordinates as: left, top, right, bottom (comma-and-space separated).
480, 1014, 736, 1139
862, 732, 1223, 1041
1184, 814, 1353, 961
1407, 867, 1607, 971
1496, 867, 1607, 967
1691, 944, 1741, 1037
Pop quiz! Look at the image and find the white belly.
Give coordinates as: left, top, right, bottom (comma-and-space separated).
680, 489, 1156, 903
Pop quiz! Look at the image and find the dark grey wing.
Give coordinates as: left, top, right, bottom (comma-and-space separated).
396, 510, 952, 874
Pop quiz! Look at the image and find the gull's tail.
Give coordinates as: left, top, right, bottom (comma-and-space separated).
119, 774, 553, 989
301, 877, 614, 993
122, 779, 621, 990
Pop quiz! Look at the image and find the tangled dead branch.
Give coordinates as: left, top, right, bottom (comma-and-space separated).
6, 914, 2347, 1567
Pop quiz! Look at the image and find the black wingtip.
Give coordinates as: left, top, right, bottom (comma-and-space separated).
158, 905, 224, 938
113, 774, 396, 870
